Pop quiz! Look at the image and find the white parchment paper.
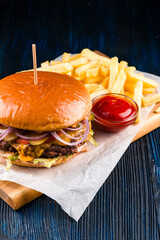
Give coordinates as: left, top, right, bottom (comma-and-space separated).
0, 56, 159, 221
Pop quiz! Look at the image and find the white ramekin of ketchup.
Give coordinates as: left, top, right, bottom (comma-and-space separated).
91, 93, 139, 132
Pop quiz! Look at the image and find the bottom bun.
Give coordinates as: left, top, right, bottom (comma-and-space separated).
0, 144, 87, 168
13, 153, 79, 168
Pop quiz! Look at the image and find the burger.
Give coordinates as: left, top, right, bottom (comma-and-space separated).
0, 71, 96, 169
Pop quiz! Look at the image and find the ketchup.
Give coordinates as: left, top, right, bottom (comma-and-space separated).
92, 94, 138, 132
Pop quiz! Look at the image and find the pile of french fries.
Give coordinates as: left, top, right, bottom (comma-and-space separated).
40, 48, 160, 122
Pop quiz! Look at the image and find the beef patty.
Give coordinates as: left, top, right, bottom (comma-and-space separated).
0, 140, 83, 158
41, 144, 80, 157
0, 141, 17, 153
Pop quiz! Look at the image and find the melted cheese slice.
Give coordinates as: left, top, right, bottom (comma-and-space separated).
10, 124, 90, 162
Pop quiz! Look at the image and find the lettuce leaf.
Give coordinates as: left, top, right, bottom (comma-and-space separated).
6, 155, 18, 170
33, 157, 60, 168
8, 155, 18, 161
89, 130, 98, 146
6, 159, 12, 170
88, 112, 94, 121
89, 136, 98, 146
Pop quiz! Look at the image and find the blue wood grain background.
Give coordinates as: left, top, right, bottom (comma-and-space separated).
0, 0, 160, 239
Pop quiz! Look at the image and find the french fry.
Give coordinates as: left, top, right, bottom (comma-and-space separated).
62, 52, 71, 62
124, 66, 136, 73
143, 87, 155, 95
81, 48, 110, 67
100, 66, 109, 77
154, 106, 160, 113
108, 57, 118, 91
41, 61, 50, 68
50, 60, 61, 66
111, 69, 127, 93
120, 86, 124, 94
90, 88, 109, 100
84, 84, 104, 94
100, 76, 109, 89
125, 77, 157, 95
73, 73, 86, 81
118, 61, 128, 72
83, 76, 103, 84
64, 71, 73, 76
70, 57, 88, 68
133, 81, 143, 122
126, 71, 159, 88
86, 66, 100, 78
124, 82, 136, 93
142, 93, 160, 107
69, 54, 81, 61
98, 59, 111, 68
38, 62, 73, 73
116, 61, 128, 95
75, 60, 98, 76
124, 91, 134, 99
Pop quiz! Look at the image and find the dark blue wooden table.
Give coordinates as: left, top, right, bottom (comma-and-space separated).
0, 0, 160, 239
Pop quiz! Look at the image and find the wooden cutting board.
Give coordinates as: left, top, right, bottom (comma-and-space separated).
0, 51, 160, 210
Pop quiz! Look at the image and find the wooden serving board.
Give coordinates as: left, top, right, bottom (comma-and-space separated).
0, 51, 160, 210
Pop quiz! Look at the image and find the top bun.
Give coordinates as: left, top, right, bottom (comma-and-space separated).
0, 71, 91, 131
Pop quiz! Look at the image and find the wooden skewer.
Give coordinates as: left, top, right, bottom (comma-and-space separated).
32, 44, 38, 85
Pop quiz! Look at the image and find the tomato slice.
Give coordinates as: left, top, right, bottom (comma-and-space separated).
44, 132, 63, 143
44, 136, 56, 143
16, 138, 29, 144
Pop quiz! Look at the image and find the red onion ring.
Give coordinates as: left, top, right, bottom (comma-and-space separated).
1, 124, 9, 127
0, 120, 89, 144
14, 130, 49, 140
0, 127, 14, 141
51, 120, 90, 146
60, 129, 83, 140
65, 122, 84, 131
0, 129, 10, 136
